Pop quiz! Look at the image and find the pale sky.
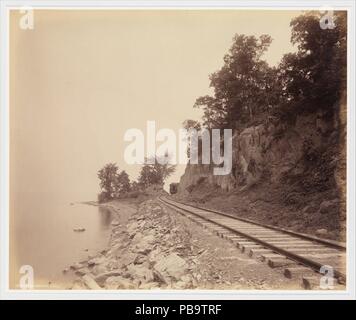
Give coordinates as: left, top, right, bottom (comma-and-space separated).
10, 10, 301, 200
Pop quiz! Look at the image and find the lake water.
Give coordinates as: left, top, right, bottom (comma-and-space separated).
10, 194, 113, 289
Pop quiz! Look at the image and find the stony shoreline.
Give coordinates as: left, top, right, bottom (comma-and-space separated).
67, 199, 201, 289
67, 197, 302, 290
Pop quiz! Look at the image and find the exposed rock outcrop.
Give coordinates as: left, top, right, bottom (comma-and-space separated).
175, 98, 346, 241
178, 109, 344, 196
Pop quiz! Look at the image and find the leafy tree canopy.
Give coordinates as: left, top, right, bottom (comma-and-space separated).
193, 11, 347, 131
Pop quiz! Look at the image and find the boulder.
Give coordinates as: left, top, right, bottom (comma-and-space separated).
91, 264, 108, 276
132, 233, 144, 243
109, 243, 126, 258
132, 233, 156, 254
95, 270, 123, 286
127, 222, 139, 236
142, 233, 156, 245
87, 256, 107, 266
82, 274, 102, 290
106, 259, 125, 270
133, 254, 146, 265
104, 276, 135, 289
173, 275, 194, 289
154, 253, 188, 281
135, 247, 152, 255
75, 267, 90, 276
127, 264, 155, 283
71, 280, 87, 290
70, 262, 84, 270
119, 252, 138, 266
148, 247, 163, 262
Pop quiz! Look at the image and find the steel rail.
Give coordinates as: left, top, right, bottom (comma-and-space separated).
159, 196, 346, 283
163, 197, 346, 250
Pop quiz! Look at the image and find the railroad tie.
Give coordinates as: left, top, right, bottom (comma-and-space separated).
240, 244, 263, 253
267, 257, 296, 268
159, 196, 346, 289
284, 266, 317, 279
248, 248, 274, 258
302, 276, 322, 290
260, 253, 282, 262
235, 240, 257, 250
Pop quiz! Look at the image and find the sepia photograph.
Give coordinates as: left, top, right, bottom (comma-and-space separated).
0, 0, 355, 301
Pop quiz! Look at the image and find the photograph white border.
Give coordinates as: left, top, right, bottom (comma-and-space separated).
1, 0, 355, 300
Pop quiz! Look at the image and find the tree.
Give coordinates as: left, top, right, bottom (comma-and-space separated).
194, 34, 276, 130
278, 11, 347, 115
182, 119, 201, 131
130, 181, 140, 192
137, 156, 176, 187
97, 164, 132, 201
192, 12, 346, 131
116, 170, 131, 195
97, 163, 119, 200
182, 119, 203, 159
137, 164, 155, 187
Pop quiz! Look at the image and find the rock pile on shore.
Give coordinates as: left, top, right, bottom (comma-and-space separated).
68, 199, 200, 289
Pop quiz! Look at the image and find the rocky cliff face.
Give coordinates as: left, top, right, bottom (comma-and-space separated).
177, 98, 346, 241
178, 106, 345, 198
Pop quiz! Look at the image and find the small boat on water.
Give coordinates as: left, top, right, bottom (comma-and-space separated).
73, 227, 86, 232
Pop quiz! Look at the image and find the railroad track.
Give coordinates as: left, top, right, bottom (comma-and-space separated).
158, 196, 346, 290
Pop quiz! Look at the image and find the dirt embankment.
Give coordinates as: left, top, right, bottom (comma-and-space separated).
67, 198, 301, 290
173, 180, 345, 242
175, 101, 347, 242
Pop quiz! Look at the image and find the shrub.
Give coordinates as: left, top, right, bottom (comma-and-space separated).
97, 191, 109, 203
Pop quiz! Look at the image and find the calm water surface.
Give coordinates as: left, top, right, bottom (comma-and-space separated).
10, 194, 113, 289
